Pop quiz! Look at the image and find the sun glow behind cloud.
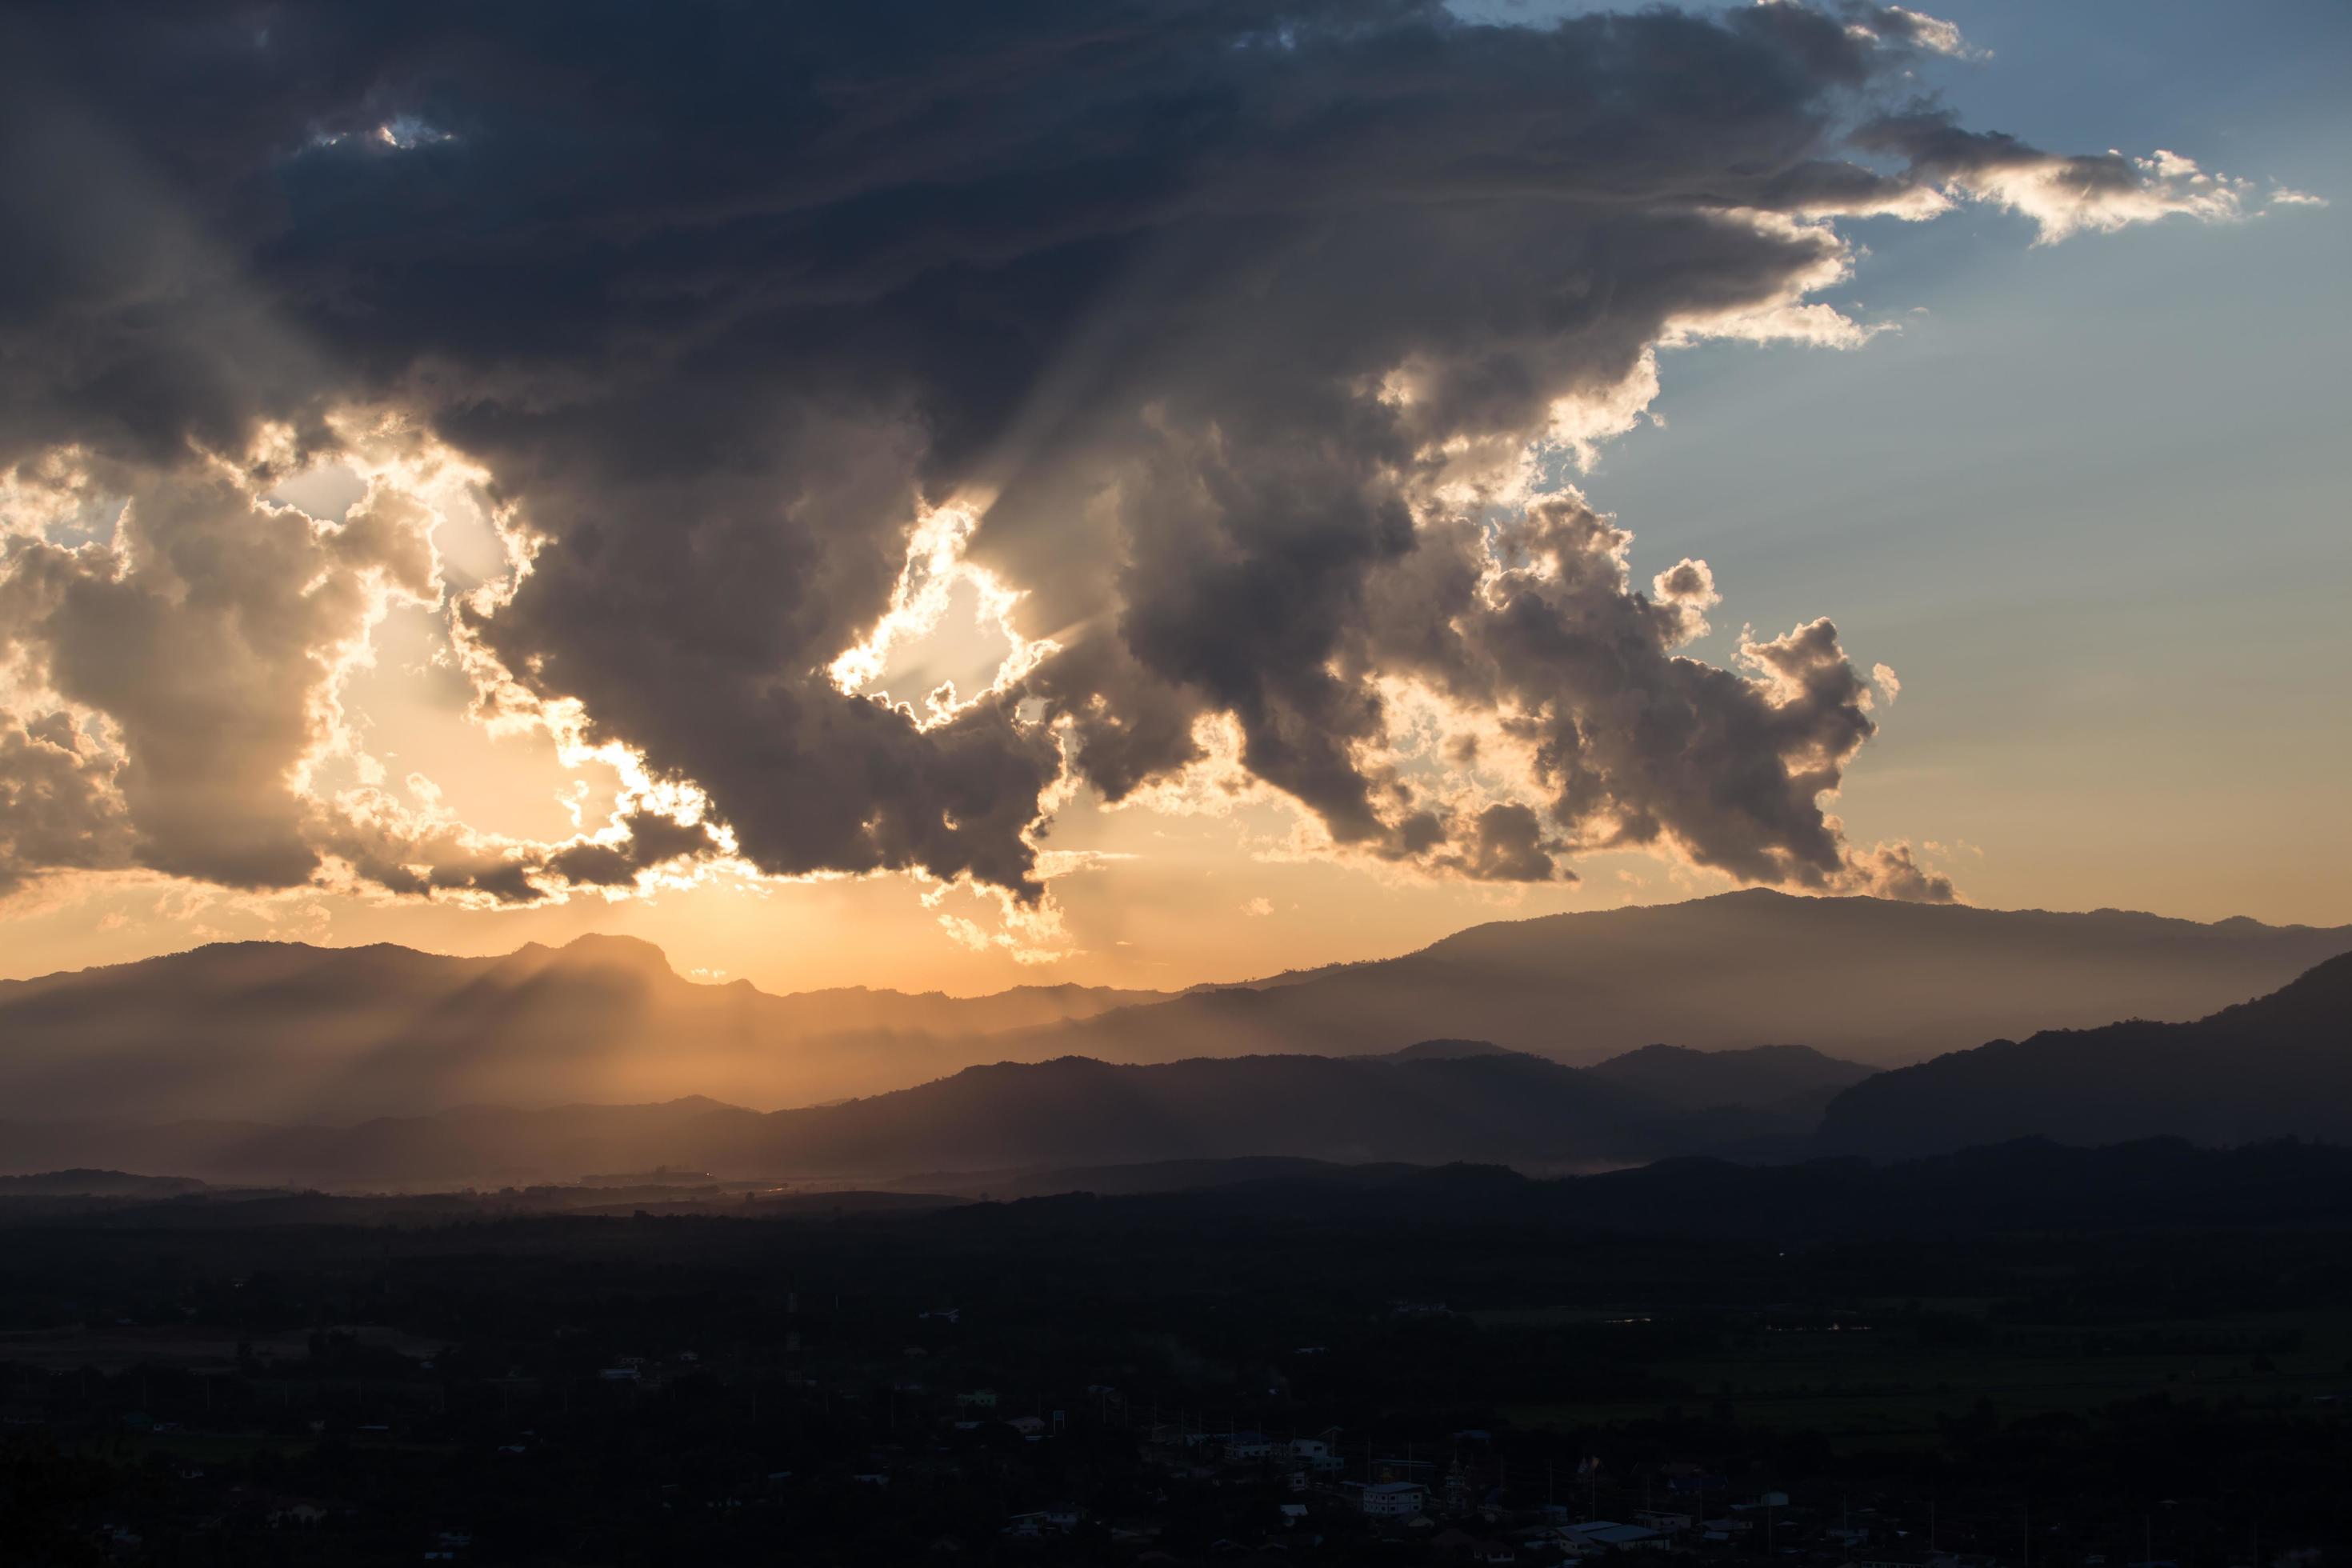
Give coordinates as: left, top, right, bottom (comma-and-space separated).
826, 499, 1058, 729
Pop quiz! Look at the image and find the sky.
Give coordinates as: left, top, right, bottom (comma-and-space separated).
0, 0, 2344, 997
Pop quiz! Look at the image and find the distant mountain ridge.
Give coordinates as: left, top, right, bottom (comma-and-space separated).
1586, 1042, 1874, 1111
1817, 951, 2352, 1158
1002, 890, 2351, 1066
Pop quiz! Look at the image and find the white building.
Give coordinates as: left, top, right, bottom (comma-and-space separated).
1291, 1436, 1346, 1473
1354, 1481, 1428, 1518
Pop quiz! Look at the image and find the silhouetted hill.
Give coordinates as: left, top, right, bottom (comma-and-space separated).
0, 936, 1168, 1121
1586, 1042, 1874, 1111
0, 1042, 1843, 1186
726, 1051, 1677, 1178
1382, 1038, 1518, 1061
1011, 891, 2350, 1066
1817, 953, 2352, 1158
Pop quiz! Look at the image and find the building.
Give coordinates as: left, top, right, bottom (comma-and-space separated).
1291, 1436, 1346, 1472
1223, 1430, 1273, 1462
1352, 1480, 1429, 1518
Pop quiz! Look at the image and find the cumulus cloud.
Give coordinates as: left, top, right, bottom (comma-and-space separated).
1833, 839, 1957, 903
1857, 6, 1984, 62
1851, 112, 2298, 242
1652, 558, 1722, 646
1430, 802, 1569, 883
0, 709, 132, 894
0, 1, 2300, 913
0, 443, 738, 906
0, 453, 433, 890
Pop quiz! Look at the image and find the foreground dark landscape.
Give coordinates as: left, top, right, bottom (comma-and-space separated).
6, 1139, 2352, 1565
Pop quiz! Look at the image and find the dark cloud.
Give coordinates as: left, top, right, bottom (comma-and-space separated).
1857, 110, 2126, 188
0, 0, 2248, 907
1434, 802, 1566, 884
542, 810, 722, 890
1353, 498, 1880, 888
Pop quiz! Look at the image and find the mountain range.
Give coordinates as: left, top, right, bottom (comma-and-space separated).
2, 890, 2341, 1130
1, 890, 2345, 1188
6, 939, 2348, 1188
0, 934, 1165, 1122
998, 890, 2350, 1067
